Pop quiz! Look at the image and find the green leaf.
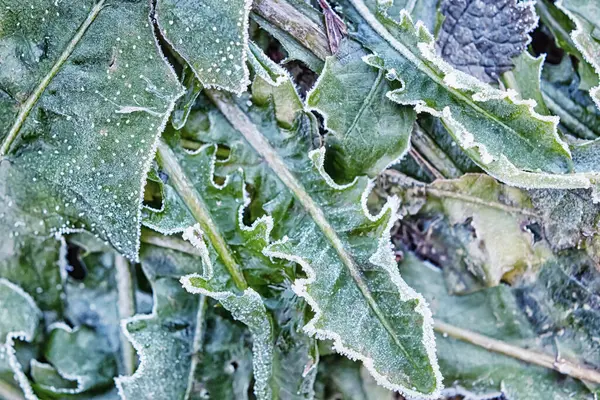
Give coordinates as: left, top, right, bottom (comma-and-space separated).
0, 0, 183, 259
557, 0, 600, 111
541, 57, 600, 139
206, 75, 442, 397
249, 42, 304, 129
306, 38, 415, 179
155, 0, 252, 94
502, 52, 551, 116
39, 324, 118, 394
181, 280, 274, 400
400, 254, 596, 399
536, 0, 599, 92
115, 245, 204, 400
136, 140, 302, 399
334, 0, 600, 191
0, 279, 42, 400
171, 66, 203, 131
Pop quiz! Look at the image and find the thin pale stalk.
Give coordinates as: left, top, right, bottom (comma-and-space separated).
115, 254, 137, 376
408, 148, 444, 181
184, 295, 208, 398
434, 320, 600, 384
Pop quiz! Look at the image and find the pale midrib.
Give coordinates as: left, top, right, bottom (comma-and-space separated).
347, 0, 559, 155
156, 140, 248, 290
208, 90, 418, 366
383, 170, 539, 217
344, 69, 384, 140
0, 0, 106, 157
426, 187, 541, 217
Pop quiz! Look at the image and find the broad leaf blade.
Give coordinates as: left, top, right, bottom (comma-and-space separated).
155, 0, 252, 94
541, 57, 600, 139
306, 39, 415, 179
0, 0, 183, 259
0, 279, 42, 400
206, 61, 442, 396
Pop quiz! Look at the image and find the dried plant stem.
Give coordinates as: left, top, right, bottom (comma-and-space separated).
411, 124, 462, 179
434, 320, 600, 384
252, 0, 331, 60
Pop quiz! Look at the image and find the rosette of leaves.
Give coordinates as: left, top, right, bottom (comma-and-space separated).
133, 45, 444, 397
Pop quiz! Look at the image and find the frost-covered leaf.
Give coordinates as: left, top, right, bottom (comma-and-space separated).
115, 245, 204, 400
437, 0, 537, 83
556, 0, 600, 111
155, 0, 252, 94
0, 279, 42, 400
536, 0, 599, 92
135, 138, 317, 399
383, 0, 439, 32
206, 76, 442, 397
171, 66, 203, 131
62, 233, 152, 374
38, 324, 117, 394
249, 42, 304, 129
182, 281, 274, 400
306, 38, 415, 179
335, 0, 600, 191
400, 254, 597, 399
502, 52, 550, 115
393, 174, 552, 289
0, 0, 183, 260
541, 57, 600, 139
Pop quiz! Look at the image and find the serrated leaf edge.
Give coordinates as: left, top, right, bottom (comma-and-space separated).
556, 0, 600, 111
38, 323, 92, 394
178, 282, 273, 400
262, 147, 443, 399
0, 278, 42, 400
142, 143, 229, 237
350, 1, 598, 190
51, 17, 185, 262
